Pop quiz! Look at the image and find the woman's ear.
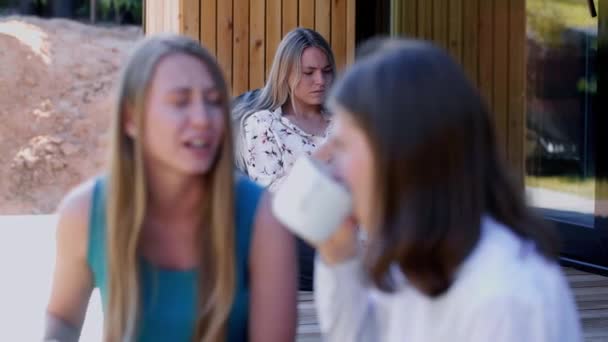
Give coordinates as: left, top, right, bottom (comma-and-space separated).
123, 107, 137, 138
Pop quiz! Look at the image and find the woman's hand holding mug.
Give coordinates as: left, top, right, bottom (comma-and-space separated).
271, 155, 359, 265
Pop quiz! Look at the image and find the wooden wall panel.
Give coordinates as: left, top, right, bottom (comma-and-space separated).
462, 0, 479, 84
145, 0, 355, 94
346, 0, 356, 65
266, 0, 282, 77
299, 0, 315, 29
200, 0, 217, 56
250, 0, 266, 89
315, 0, 331, 42
417, 0, 432, 40
234, 0, 250, 95
448, 0, 462, 63
432, 0, 448, 49
180, 0, 200, 41
391, 0, 527, 182
217, 0, 234, 88
331, 0, 347, 70
478, 0, 494, 108
283, 0, 298, 35
404, 0, 417, 37
160, 0, 168, 32
144, 1, 178, 34
144, 0, 155, 34
166, 0, 179, 33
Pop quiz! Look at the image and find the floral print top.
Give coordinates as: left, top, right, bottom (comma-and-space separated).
242, 107, 331, 192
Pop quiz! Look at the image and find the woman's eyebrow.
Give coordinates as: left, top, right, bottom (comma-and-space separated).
303, 64, 331, 71
165, 87, 190, 94
165, 85, 219, 94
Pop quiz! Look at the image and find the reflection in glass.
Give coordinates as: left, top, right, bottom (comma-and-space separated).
525, 0, 597, 223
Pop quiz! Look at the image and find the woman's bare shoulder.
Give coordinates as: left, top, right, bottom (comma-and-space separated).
55, 179, 98, 254
57, 179, 96, 219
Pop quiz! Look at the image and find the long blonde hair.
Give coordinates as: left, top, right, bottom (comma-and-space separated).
233, 27, 336, 171
105, 34, 235, 342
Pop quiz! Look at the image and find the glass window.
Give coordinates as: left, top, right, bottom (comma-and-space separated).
525, 0, 598, 227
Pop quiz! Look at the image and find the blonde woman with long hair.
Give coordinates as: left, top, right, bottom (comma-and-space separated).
234, 28, 335, 291
235, 28, 335, 186
44, 34, 297, 342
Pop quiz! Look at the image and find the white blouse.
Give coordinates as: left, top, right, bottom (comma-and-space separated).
242, 107, 331, 192
314, 216, 583, 342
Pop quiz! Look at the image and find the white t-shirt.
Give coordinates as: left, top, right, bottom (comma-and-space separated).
314, 216, 583, 342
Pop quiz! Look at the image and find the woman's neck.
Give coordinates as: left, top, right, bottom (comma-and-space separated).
282, 97, 322, 119
145, 165, 206, 224
138, 165, 206, 268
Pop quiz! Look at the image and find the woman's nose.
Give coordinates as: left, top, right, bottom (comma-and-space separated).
189, 103, 211, 128
314, 70, 326, 85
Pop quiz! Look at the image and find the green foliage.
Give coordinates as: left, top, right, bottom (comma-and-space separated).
103, 0, 142, 24
99, 0, 141, 15
577, 77, 597, 94
527, 0, 564, 45
77, 0, 142, 24
527, 0, 596, 46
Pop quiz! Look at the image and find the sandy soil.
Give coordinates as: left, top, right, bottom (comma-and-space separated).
0, 16, 141, 214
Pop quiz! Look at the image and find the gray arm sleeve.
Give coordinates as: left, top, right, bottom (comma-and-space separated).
43, 313, 81, 342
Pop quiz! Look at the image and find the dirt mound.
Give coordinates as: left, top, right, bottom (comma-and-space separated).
0, 16, 142, 214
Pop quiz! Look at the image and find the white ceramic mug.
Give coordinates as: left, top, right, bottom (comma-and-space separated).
272, 156, 353, 243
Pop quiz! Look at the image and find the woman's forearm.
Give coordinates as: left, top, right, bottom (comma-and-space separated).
314, 257, 378, 341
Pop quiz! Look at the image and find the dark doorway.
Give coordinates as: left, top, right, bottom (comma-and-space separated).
356, 0, 391, 44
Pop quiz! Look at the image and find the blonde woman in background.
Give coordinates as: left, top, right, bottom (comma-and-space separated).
44, 34, 296, 342
236, 28, 335, 190
234, 28, 336, 291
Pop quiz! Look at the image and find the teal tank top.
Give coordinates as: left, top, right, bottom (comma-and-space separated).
87, 175, 264, 342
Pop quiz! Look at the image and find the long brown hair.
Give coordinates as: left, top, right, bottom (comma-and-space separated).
329, 39, 559, 297
106, 34, 235, 341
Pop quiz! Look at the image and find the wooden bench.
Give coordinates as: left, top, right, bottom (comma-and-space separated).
297, 291, 321, 341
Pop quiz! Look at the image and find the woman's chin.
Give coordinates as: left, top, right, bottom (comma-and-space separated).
175, 161, 215, 176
